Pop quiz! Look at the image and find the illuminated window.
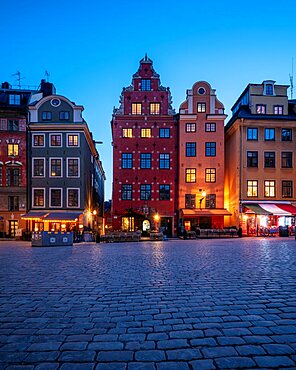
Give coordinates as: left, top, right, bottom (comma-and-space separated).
205, 123, 216, 132
67, 188, 79, 207
205, 168, 216, 182
33, 158, 45, 177
265, 128, 275, 141
274, 105, 283, 115
122, 216, 134, 231
50, 188, 62, 207
42, 111, 52, 120
186, 123, 196, 132
186, 168, 196, 183
159, 185, 170, 200
132, 103, 142, 115
50, 134, 62, 146
247, 180, 258, 197
8, 144, 19, 156
186, 142, 196, 157
197, 103, 206, 112
141, 128, 151, 138
121, 153, 133, 168
9, 94, 20, 105
247, 128, 258, 140
121, 184, 132, 200
33, 134, 44, 147
50, 158, 62, 177
282, 181, 293, 198
185, 194, 195, 208
140, 184, 151, 200
265, 180, 275, 197
205, 142, 216, 156
150, 103, 160, 115
256, 105, 266, 114
122, 128, 133, 138
282, 128, 292, 141
159, 153, 170, 169
247, 151, 258, 167
264, 152, 275, 168
281, 152, 292, 168
141, 79, 151, 91
206, 194, 216, 208
140, 153, 151, 169
67, 134, 79, 146
33, 188, 45, 207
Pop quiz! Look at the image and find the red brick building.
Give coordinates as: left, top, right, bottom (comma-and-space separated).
111, 56, 177, 237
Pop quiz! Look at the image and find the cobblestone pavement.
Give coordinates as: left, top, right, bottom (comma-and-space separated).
0, 238, 296, 369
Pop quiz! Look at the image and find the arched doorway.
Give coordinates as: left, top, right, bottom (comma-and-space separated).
142, 219, 150, 236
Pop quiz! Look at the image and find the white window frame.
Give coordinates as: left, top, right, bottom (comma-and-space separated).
67, 188, 80, 208
49, 133, 62, 147
49, 188, 63, 208
66, 157, 80, 177
49, 157, 63, 178
66, 133, 80, 147
32, 133, 45, 147
32, 188, 45, 208
32, 157, 46, 178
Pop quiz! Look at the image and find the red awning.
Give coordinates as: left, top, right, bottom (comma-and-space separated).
276, 204, 296, 215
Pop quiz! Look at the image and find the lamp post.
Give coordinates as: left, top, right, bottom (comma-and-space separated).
199, 190, 207, 210
154, 213, 160, 231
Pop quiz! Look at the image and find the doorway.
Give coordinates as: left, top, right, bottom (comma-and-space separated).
9, 220, 18, 237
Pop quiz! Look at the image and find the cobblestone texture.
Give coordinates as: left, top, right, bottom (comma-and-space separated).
0, 238, 296, 368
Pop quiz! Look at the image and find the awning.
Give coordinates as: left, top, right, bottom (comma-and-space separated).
181, 209, 232, 217
276, 204, 296, 215
243, 204, 272, 215
21, 211, 48, 220
43, 212, 82, 222
259, 204, 291, 216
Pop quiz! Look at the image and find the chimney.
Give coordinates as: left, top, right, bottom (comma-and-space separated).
39, 79, 56, 96
1, 82, 11, 89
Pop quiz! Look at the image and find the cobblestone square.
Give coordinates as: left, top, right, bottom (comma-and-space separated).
0, 238, 296, 369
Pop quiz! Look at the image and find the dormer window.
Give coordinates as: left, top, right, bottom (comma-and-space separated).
141, 79, 151, 91
256, 104, 266, 114
42, 111, 52, 121
9, 94, 20, 105
263, 81, 275, 96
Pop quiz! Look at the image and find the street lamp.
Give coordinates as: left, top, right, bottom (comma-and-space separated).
199, 190, 207, 210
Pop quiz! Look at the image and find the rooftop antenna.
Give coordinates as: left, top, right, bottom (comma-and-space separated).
12, 71, 25, 88
45, 70, 50, 81
289, 57, 294, 99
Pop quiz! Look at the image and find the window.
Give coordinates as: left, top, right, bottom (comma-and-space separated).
197, 103, 206, 112
265, 83, 274, 95
186, 123, 196, 132
205, 123, 216, 132
206, 194, 216, 208
121, 184, 132, 200
141, 128, 151, 138
50, 188, 62, 207
186, 142, 196, 157
42, 111, 52, 120
159, 185, 170, 200
6, 168, 20, 186
67, 134, 79, 147
247, 151, 258, 167
205, 168, 216, 182
186, 168, 196, 183
185, 194, 196, 208
33, 134, 44, 147
282, 181, 293, 198
274, 105, 283, 115
9, 94, 20, 105
132, 103, 142, 115
122, 128, 133, 138
247, 127, 258, 140
8, 196, 19, 211
122, 153, 133, 168
159, 128, 170, 138
140, 184, 151, 200
247, 180, 258, 197
140, 153, 151, 169
150, 103, 160, 115
256, 105, 266, 114
8, 120, 19, 131
8, 144, 19, 156
281, 152, 292, 168
59, 111, 69, 120
265, 128, 275, 141
33, 158, 45, 177
50, 134, 62, 147
67, 189, 79, 207
33, 189, 45, 207
265, 180, 275, 197
67, 158, 79, 177
282, 128, 292, 141
50, 158, 62, 177
205, 142, 216, 156
159, 153, 170, 169
141, 79, 151, 91
264, 152, 275, 168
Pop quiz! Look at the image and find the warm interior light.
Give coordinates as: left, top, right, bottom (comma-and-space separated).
154, 213, 160, 222
93, 210, 97, 215
202, 190, 207, 197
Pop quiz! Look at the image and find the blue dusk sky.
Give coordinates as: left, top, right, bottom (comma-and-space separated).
1, 0, 295, 199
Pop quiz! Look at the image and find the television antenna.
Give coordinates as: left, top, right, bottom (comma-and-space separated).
289, 58, 294, 99
45, 70, 50, 81
12, 71, 25, 88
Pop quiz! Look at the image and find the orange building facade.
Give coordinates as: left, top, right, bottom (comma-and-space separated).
178, 81, 230, 232
225, 81, 296, 236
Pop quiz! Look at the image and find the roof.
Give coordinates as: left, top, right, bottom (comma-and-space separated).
43, 212, 82, 222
